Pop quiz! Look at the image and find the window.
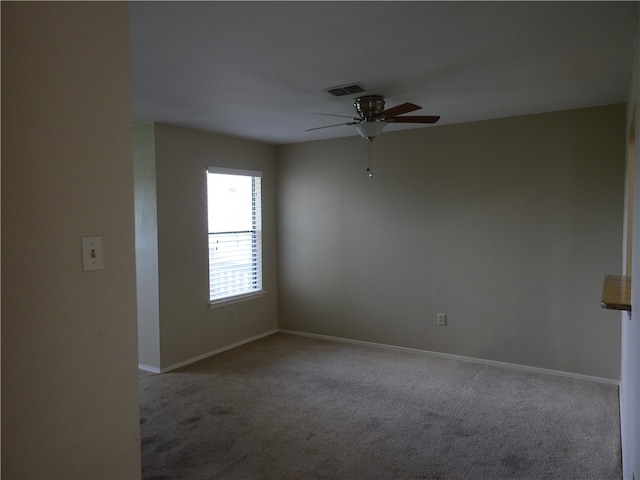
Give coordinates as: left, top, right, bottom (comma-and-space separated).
207, 167, 263, 305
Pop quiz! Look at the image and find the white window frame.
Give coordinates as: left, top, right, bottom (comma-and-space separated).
207, 166, 264, 307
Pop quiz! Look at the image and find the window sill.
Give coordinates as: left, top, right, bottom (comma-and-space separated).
209, 290, 266, 309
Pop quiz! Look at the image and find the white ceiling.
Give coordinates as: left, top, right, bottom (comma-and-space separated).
130, 1, 638, 145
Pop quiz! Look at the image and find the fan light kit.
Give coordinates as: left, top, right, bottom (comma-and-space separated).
307, 95, 440, 177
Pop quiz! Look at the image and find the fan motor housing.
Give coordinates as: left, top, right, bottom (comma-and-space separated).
354, 95, 385, 120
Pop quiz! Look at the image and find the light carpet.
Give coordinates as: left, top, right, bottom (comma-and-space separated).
139, 333, 621, 479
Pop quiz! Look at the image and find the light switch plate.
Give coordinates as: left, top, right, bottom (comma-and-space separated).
81, 236, 103, 271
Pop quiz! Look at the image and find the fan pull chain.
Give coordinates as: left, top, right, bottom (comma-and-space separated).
367, 139, 373, 178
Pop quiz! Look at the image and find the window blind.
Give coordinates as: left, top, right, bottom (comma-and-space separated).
207, 167, 262, 304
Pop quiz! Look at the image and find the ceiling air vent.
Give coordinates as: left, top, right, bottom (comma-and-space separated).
324, 83, 366, 97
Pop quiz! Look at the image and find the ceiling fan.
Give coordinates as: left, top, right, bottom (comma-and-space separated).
307, 95, 440, 140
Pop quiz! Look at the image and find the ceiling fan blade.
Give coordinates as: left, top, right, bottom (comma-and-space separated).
381, 102, 422, 118
305, 121, 360, 132
387, 115, 440, 124
315, 112, 360, 120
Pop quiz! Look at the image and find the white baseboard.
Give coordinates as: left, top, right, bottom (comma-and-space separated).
278, 329, 620, 386
139, 329, 278, 374
138, 364, 161, 374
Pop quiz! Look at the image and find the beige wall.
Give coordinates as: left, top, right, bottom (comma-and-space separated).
278, 104, 625, 380
1, 2, 141, 479
135, 124, 279, 370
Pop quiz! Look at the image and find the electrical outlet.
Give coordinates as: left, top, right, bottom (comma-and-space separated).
437, 313, 447, 326
229, 308, 235, 319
